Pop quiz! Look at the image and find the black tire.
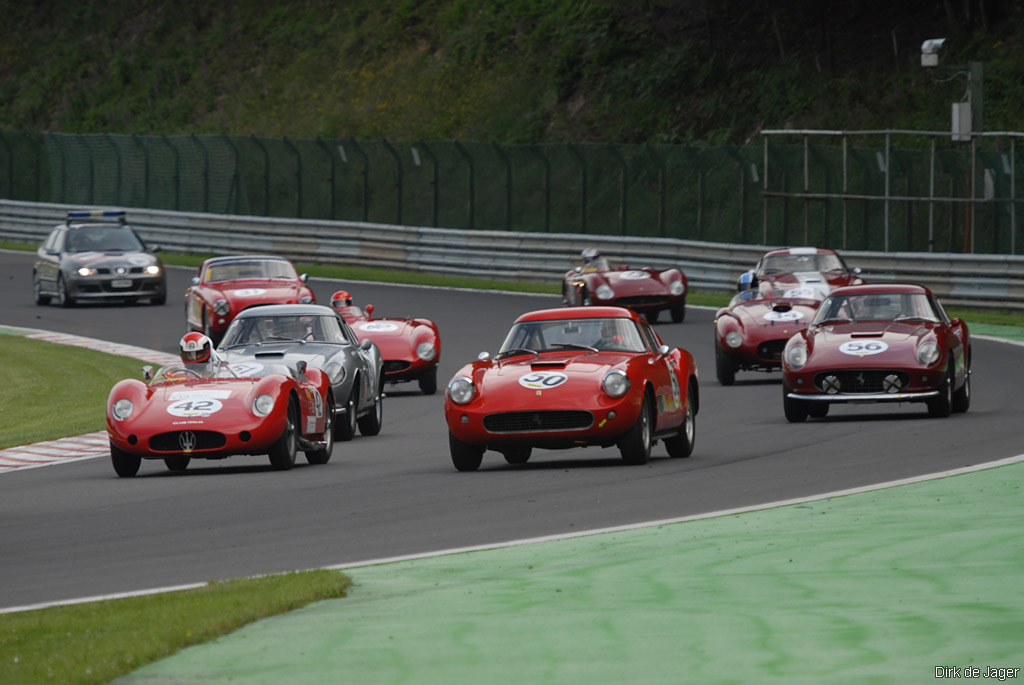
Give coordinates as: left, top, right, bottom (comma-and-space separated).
502, 446, 532, 464
418, 367, 438, 395
202, 310, 222, 347
715, 343, 736, 386
152, 292, 167, 306
110, 442, 141, 478
927, 362, 954, 418
33, 274, 51, 305
357, 385, 383, 436
952, 360, 971, 414
664, 385, 696, 458
670, 303, 686, 323
335, 384, 358, 442
645, 309, 660, 324
268, 397, 299, 470
305, 395, 335, 464
808, 403, 830, 418
56, 274, 74, 308
164, 456, 190, 472
619, 393, 653, 465
450, 432, 485, 472
782, 383, 808, 423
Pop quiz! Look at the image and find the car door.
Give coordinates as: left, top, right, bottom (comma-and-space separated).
636, 319, 684, 432
35, 228, 63, 292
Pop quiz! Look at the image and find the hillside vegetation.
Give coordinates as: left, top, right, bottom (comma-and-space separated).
1, 0, 1022, 144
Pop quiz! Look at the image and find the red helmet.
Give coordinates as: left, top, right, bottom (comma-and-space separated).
179, 332, 213, 364
331, 290, 352, 309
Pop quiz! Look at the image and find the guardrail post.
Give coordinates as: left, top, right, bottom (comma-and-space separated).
316, 137, 335, 220
105, 134, 121, 205
607, 143, 628, 235
417, 141, 439, 227
221, 134, 242, 215
454, 140, 475, 229
283, 136, 301, 219
250, 135, 270, 216
567, 142, 587, 234
646, 144, 666, 237
492, 142, 511, 230
22, 131, 41, 202
347, 138, 369, 222
382, 139, 403, 225
191, 134, 210, 213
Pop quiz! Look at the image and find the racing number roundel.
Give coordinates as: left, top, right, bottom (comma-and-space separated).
518, 371, 568, 390
839, 340, 889, 356
167, 399, 223, 417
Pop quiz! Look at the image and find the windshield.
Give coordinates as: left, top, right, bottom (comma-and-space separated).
499, 318, 646, 355
220, 314, 348, 347
151, 361, 302, 383
66, 226, 144, 253
759, 252, 846, 276
813, 292, 941, 324
204, 259, 298, 283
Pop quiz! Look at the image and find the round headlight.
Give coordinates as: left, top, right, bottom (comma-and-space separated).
785, 344, 808, 370
669, 280, 685, 296
448, 376, 476, 405
416, 341, 436, 361
602, 369, 630, 398
213, 299, 230, 316
77, 267, 95, 277
916, 341, 940, 366
111, 398, 134, 421
299, 295, 314, 304
145, 265, 161, 275
253, 394, 275, 417
725, 331, 743, 348
595, 284, 615, 300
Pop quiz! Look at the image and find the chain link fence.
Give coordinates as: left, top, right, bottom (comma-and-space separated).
0, 130, 1021, 255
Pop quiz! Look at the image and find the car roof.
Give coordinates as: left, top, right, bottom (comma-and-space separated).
233, 303, 336, 319
64, 223, 127, 231
514, 306, 641, 323
202, 255, 293, 266
828, 283, 930, 297
762, 246, 837, 257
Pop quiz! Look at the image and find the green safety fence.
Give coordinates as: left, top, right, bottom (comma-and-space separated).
0, 130, 1020, 254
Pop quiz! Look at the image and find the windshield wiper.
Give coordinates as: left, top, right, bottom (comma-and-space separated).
496, 347, 540, 359
893, 315, 937, 323
551, 342, 598, 353
816, 318, 852, 326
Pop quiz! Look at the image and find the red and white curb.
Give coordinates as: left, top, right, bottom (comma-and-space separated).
3, 325, 176, 474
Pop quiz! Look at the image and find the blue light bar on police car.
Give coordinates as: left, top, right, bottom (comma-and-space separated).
66, 210, 126, 218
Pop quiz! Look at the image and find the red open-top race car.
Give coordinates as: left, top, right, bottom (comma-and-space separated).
562, 248, 688, 323
444, 306, 699, 471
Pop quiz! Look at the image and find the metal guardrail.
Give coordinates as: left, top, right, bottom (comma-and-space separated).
2, 199, 1022, 310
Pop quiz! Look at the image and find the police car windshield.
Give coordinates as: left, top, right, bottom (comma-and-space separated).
66, 226, 144, 253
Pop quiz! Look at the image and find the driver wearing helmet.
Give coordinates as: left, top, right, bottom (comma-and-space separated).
177, 332, 219, 377
330, 290, 363, 321
580, 248, 608, 272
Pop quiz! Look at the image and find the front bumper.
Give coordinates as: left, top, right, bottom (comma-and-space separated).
68, 274, 166, 301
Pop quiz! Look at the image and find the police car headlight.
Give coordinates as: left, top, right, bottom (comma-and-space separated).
669, 280, 685, 296
77, 267, 97, 277
725, 331, 743, 348
416, 341, 436, 361
253, 394, 275, 417
145, 265, 161, 275
602, 369, 630, 398
448, 376, 476, 405
595, 284, 615, 300
112, 399, 134, 421
916, 341, 940, 366
785, 344, 808, 370
213, 299, 230, 316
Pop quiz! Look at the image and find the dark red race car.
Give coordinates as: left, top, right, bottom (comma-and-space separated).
444, 306, 699, 471
330, 290, 442, 395
185, 255, 316, 345
780, 283, 971, 422
106, 358, 334, 477
562, 248, 688, 323
715, 246, 865, 385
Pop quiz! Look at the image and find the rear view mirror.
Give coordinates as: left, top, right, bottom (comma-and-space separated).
142, 365, 154, 381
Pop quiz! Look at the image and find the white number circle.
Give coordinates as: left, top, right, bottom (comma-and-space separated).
839, 341, 889, 356
360, 322, 399, 332
518, 371, 568, 390
230, 362, 264, 377
232, 288, 266, 297
764, 310, 804, 322
619, 270, 651, 280
167, 399, 223, 417
783, 287, 817, 299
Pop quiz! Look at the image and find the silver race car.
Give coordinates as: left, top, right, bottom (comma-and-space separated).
217, 304, 385, 441
33, 210, 167, 307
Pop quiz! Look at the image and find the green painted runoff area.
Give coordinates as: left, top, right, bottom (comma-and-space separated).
119, 459, 1024, 684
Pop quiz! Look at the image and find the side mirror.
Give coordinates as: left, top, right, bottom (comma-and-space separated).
142, 365, 154, 381
150, 244, 162, 253
478, 351, 491, 361
295, 360, 307, 375
299, 273, 308, 283
191, 276, 200, 285
359, 339, 374, 351
852, 267, 862, 275
737, 270, 757, 292
657, 344, 670, 358
365, 304, 375, 318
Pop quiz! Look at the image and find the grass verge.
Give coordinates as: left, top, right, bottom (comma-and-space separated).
0, 570, 351, 685
0, 335, 147, 449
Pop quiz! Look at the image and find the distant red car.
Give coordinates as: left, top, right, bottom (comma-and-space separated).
562, 248, 688, 323
444, 306, 699, 471
106, 359, 335, 477
781, 283, 971, 422
185, 255, 316, 345
330, 290, 442, 395
715, 247, 865, 385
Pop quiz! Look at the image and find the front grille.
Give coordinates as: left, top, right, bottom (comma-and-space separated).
149, 430, 226, 452
813, 370, 910, 395
616, 295, 665, 306
101, 279, 143, 293
383, 360, 411, 374
756, 339, 787, 361
483, 410, 593, 433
